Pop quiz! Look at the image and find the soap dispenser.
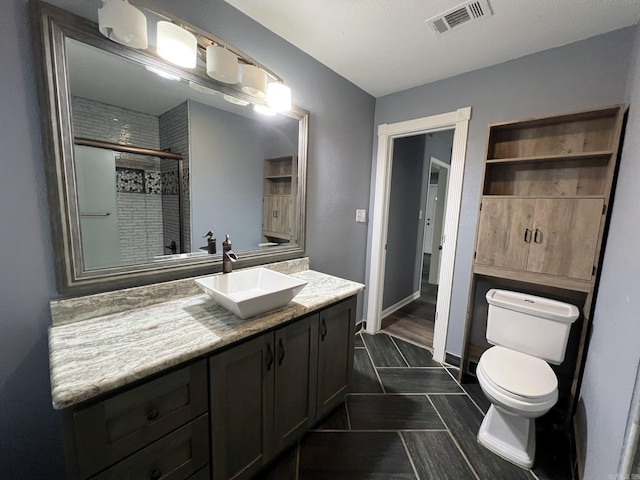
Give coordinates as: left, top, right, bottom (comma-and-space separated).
202, 230, 216, 254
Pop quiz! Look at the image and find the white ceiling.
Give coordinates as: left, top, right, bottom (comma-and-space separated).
225, 0, 640, 98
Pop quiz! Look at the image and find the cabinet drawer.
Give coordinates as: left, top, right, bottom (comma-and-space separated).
92, 414, 209, 480
72, 360, 207, 478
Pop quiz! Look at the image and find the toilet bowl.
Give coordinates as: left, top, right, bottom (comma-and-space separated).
477, 346, 558, 467
476, 290, 579, 469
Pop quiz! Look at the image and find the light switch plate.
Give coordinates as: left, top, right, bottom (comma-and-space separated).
356, 209, 367, 223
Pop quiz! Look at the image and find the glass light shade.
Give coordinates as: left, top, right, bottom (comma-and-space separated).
98, 0, 148, 49
157, 21, 197, 69
254, 104, 277, 116
267, 83, 292, 112
241, 64, 267, 99
206, 45, 239, 84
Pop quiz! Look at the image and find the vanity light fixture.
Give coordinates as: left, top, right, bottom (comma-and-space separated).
267, 82, 292, 112
241, 64, 268, 99
189, 81, 219, 95
223, 94, 250, 106
145, 65, 180, 81
254, 104, 277, 116
157, 21, 197, 69
206, 45, 239, 84
98, 0, 148, 49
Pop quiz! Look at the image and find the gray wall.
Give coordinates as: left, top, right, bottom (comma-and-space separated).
575, 25, 640, 479
369, 27, 636, 358
0, 0, 374, 476
382, 134, 425, 310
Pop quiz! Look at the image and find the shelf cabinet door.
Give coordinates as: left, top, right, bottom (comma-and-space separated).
273, 315, 319, 452
263, 195, 292, 239
210, 334, 274, 480
316, 297, 356, 418
527, 198, 603, 280
475, 198, 535, 271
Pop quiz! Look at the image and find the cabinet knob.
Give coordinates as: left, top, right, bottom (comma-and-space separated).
149, 468, 162, 480
146, 408, 159, 421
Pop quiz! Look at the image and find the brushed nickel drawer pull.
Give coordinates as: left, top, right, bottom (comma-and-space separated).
146, 408, 159, 421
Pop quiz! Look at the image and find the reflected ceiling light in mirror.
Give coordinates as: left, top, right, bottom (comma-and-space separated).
206, 45, 239, 84
223, 94, 250, 106
145, 65, 180, 81
98, 0, 148, 49
267, 82, 292, 112
241, 64, 267, 99
254, 104, 277, 116
157, 21, 197, 69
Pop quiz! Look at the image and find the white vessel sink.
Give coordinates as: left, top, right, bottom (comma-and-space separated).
195, 268, 308, 319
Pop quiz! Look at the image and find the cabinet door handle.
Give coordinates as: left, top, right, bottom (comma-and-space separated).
524, 228, 532, 243
534, 228, 542, 244
272, 210, 277, 218
149, 468, 162, 480
278, 338, 285, 365
266, 342, 274, 371
146, 408, 159, 421
320, 318, 327, 341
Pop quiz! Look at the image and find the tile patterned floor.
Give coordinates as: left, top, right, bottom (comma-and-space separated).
257, 332, 572, 480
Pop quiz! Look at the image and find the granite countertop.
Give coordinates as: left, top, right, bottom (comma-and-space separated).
48, 269, 364, 410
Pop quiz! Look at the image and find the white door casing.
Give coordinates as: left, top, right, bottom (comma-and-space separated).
365, 107, 471, 363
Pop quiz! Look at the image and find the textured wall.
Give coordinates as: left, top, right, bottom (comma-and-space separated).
370, 27, 635, 357
0, 0, 374, 476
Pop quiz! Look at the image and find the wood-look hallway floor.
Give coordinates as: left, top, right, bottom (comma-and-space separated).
382, 253, 436, 349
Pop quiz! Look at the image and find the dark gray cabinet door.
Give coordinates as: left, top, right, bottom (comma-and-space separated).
273, 314, 319, 452
316, 297, 356, 418
209, 334, 275, 480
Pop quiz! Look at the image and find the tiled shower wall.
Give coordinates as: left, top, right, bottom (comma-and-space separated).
71, 96, 184, 263
159, 102, 191, 253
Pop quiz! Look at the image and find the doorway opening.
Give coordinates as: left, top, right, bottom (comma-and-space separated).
365, 107, 471, 363
380, 136, 453, 350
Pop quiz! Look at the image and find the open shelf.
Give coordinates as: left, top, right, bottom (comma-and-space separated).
486, 150, 612, 164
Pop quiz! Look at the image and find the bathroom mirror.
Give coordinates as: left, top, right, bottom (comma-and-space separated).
32, 1, 308, 294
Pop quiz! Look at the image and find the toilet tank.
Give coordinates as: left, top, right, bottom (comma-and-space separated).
485, 289, 579, 364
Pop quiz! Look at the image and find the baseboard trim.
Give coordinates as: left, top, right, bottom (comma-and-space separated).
381, 291, 421, 319
445, 352, 461, 367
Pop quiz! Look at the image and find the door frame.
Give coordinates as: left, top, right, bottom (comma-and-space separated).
365, 107, 471, 363
422, 157, 450, 282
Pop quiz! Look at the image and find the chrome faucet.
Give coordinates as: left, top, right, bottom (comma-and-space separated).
222, 234, 237, 273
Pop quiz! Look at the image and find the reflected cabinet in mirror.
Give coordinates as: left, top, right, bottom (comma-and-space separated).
32, 1, 308, 294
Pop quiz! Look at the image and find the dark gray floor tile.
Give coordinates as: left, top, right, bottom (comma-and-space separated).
298, 432, 415, 480
315, 402, 350, 430
378, 368, 463, 394
362, 333, 407, 367
347, 395, 444, 430
430, 395, 535, 480
461, 381, 491, 413
402, 431, 476, 480
533, 417, 572, 480
352, 349, 383, 393
257, 443, 298, 480
354, 334, 364, 348
392, 337, 441, 367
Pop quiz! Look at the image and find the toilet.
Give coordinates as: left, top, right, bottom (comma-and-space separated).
476, 289, 579, 468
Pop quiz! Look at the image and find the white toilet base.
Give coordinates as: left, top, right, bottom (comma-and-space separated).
478, 404, 536, 468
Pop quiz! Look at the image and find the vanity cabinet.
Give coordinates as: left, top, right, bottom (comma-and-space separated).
63, 360, 209, 479
209, 296, 356, 480
461, 104, 627, 422
262, 156, 297, 242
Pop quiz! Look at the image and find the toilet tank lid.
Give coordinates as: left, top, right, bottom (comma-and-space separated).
486, 289, 579, 323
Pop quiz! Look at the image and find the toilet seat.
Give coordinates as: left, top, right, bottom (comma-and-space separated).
477, 346, 558, 417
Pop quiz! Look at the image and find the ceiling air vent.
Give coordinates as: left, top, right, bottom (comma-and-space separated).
426, 0, 493, 35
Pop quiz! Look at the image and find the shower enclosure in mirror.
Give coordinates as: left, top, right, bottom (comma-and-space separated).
32, 1, 308, 294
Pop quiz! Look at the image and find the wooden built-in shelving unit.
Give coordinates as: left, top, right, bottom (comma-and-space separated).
262, 156, 297, 243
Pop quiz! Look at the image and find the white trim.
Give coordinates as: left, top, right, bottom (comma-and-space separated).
366, 107, 471, 364
381, 291, 421, 319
